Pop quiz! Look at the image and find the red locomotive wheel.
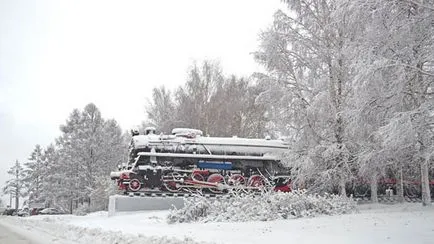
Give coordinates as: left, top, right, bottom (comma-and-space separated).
229, 174, 246, 186
192, 173, 205, 182
247, 175, 265, 188
128, 178, 142, 192
163, 172, 181, 192
207, 173, 225, 194
164, 181, 180, 192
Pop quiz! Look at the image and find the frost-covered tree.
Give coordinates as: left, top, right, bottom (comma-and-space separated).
23, 145, 45, 205
255, 0, 358, 195
53, 103, 126, 212
348, 0, 434, 204
39, 144, 62, 208
2, 160, 26, 210
88, 175, 117, 212
146, 86, 177, 134
254, 0, 433, 202
146, 60, 269, 137
175, 60, 225, 135
55, 108, 85, 212
215, 76, 269, 138
347, 39, 399, 202
200, 75, 269, 137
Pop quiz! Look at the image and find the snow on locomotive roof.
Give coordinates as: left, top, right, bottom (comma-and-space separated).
171, 128, 203, 136
137, 151, 279, 161
132, 133, 289, 154
192, 136, 289, 149
169, 128, 288, 148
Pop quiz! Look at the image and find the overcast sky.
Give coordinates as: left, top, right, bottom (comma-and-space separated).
0, 0, 284, 203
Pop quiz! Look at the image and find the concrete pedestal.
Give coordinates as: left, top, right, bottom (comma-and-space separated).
108, 195, 185, 216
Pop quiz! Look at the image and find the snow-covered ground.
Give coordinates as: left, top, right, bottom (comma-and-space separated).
1, 203, 434, 244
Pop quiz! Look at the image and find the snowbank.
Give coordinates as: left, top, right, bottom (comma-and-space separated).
168, 191, 357, 223
1, 213, 204, 244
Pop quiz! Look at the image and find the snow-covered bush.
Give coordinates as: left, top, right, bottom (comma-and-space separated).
89, 176, 118, 212
73, 204, 91, 216
167, 190, 357, 223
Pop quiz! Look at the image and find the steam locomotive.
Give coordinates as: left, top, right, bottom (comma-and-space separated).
110, 127, 292, 194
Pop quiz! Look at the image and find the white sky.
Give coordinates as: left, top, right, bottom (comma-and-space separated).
0, 0, 284, 204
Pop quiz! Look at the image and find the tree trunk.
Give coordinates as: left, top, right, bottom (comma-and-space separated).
15, 160, 20, 210
421, 158, 431, 206
339, 175, 346, 197
396, 166, 405, 203
14, 190, 19, 211
69, 198, 73, 214
370, 173, 378, 203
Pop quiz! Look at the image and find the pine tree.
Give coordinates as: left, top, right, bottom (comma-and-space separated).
54, 103, 126, 212
2, 160, 26, 210
23, 145, 45, 205
40, 144, 61, 208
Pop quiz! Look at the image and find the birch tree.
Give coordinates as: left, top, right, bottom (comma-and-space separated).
255, 0, 357, 195
349, 0, 434, 204
146, 86, 177, 134
175, 60, 225, 135
146, 60, 269, 137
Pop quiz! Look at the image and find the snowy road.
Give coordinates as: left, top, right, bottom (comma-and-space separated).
1, 203, 434, 244
0, 219, 37, 244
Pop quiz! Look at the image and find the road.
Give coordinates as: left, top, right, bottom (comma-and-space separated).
0, 219, 37, 244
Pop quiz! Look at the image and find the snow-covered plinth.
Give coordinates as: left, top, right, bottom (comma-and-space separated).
108, 195, 184, 216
